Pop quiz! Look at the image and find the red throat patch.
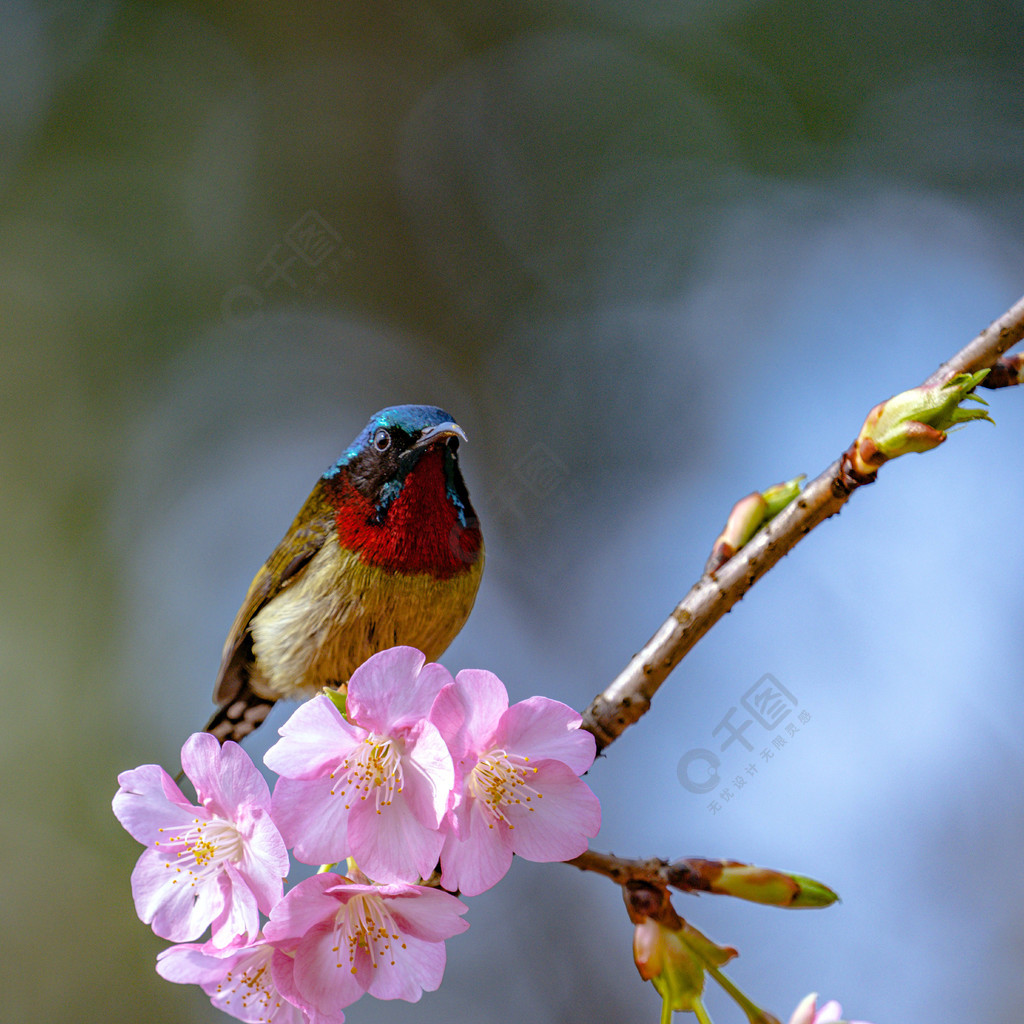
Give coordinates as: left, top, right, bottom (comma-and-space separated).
331, 446, 482, 579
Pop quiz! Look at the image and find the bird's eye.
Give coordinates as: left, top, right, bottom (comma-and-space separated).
372, 427, 391, 452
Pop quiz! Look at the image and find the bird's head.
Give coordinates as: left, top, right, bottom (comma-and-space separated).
327, 405, 474, 524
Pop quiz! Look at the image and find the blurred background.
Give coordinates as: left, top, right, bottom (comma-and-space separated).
3, 1, 1023, 1021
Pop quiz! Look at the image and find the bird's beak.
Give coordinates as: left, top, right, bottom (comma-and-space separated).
412, 421, 468, 451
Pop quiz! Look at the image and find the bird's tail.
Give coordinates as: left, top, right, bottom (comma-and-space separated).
202, 684, 277, 744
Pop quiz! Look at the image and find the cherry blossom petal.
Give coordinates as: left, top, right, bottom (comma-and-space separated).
211, 870, 260, 947
363, 932, 446, 1002
184, 734, 273, 817
345, 647, 451, 731
431, 671, 509, 761
112, 764, 198, 846
271, 774, 351, 865
400, 719, 455, 827
130, 846, 229, 942
501, 759, 601, 862
292, 920, 367, 1010
236, 805, 291, 910
263, 873, 343, 944
439, 800, 515, 896
156, 940, 233, 987
379, 884, 471, 943
788, 994, 873, 1024
271, 946, 346, 1024
349, 797, 445, 884
264, 697, 363, 780
496, 696, 596, 775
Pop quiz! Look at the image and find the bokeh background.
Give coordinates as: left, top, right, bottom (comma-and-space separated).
3, 2, 1024, 1022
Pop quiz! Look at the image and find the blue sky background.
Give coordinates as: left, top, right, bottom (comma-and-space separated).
2, 3, 1023, 1022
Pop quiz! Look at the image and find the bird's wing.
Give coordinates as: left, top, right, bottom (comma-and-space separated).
212, 481, 337, 705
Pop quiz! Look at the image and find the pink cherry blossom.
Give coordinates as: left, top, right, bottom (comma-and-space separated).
264, 646, 455, 883
262, 872, 469, 1017
789, 992, 873, 1024
113, 732, 288, 946
157, 936, 321, 1024
430, 668, 601, 896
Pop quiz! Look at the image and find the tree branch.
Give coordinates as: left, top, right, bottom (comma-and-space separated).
582, 293, 1024, 753
923, 292, 1024, 386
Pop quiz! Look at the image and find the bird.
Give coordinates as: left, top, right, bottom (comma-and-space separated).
203, 404, 484, 744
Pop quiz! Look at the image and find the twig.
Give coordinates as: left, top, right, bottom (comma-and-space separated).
569, 849, 675, 888
570, 850, 731, 897
923, 293, 1024, 385
582, 293, 1024, 753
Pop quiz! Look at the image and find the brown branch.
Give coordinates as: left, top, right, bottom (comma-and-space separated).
569, 849, 674, 888
923, 292, 1024, 386
582, 293, 1024, 753
567, 850, 741, 897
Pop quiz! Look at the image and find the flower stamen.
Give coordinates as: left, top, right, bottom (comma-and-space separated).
329, 735, 405, 812
215, 947, 279, 1023
332, 891, 403, 973
467, 748, 543, 829
155, 816, 245, 885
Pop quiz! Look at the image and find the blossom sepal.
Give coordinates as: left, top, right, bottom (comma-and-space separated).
632, 914, 738, 1013
323, 685, 347, 718
626, 883, 736, 1015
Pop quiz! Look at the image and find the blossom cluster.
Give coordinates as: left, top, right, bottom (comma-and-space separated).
113, 646, 601, 1023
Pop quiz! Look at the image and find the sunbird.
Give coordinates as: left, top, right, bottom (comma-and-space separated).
205, 405, 484, 743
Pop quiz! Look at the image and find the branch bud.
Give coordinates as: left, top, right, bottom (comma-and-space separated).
979, 351, 1024, 389
706, 476, 805, 574
848, 369, 993, 477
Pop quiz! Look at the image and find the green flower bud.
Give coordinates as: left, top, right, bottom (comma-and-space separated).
762, 475, 805, 518
850, 370, 993, 476
706, 476, 805, 573
673, 859, 839, 908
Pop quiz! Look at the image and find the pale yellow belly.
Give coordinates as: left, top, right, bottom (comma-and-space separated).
247, 532, 483, 700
